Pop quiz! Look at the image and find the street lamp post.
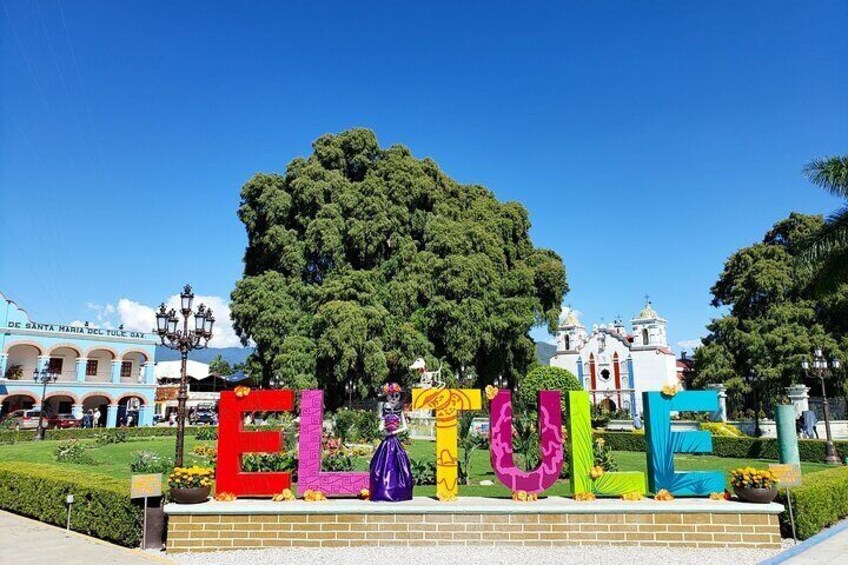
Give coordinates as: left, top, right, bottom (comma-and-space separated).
494, 374, 508, 389
33, 367, 59, 440
345, 381, 355, 408
155, 285, 214, 467
801, 348, 842, 465
745, 370, 762, 437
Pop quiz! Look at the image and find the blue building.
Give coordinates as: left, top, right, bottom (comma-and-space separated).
0, 292, 157, 427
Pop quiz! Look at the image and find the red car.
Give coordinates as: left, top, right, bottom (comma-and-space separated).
46, 413, 82, 429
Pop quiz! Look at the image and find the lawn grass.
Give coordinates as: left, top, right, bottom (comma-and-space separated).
0, 436, 832, 495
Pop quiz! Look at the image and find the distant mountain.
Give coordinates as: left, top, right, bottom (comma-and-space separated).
155, 346, 253, 366
535, 341, 556, 365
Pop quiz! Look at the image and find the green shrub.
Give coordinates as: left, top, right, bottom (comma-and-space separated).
519, 366, 581, 413
322, 452, 354, 472
129, 451, 172, 474
334, 409, 380, 443
411, 458, 436, 485
0, 426, 198, 445
0, 462, 142, 546
593, 437, 618, 471
195, 427, 218, 441
776, 466, 848, 540
242, 452, 298, 480
94, 428, 127, 445
54, 440, 95, 465
596, 431, 848, 463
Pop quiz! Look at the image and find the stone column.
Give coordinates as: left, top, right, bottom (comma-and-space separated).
110, 360, 122, 384
75, 358, 88, 383
106, 404, 119, 428
142, 363, 155, 385
138, 405, 154, 427
0, 353, 8, 378
705, 384, 727, 422
71, 404, 84, 419
786, 384, 810, 418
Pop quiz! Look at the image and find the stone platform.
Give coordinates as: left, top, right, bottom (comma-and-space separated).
165, 497, 783, 552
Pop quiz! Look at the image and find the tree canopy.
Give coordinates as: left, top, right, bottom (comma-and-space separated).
694, 213, 848, 415
231, 129, 567, 403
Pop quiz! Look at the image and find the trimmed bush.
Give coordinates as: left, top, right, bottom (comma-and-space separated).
195, 427, 218, 441
333, 409, 380, 443
596, 431, 848, 463
700, 422, 745, 437
0, 426, 206, 445
520, 366, 581, 413
776, 466, 848, 540
0, 462, 142, 546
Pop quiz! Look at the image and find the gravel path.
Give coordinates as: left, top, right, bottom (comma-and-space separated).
171, 542, 794, 565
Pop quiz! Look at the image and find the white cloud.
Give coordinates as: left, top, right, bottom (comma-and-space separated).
677, 339, 703, 352
87, 295, 243, 348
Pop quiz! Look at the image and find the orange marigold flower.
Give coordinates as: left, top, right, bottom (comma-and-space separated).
485, 385, 499, 400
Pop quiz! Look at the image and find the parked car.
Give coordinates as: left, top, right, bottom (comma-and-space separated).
46, 413, 81, 429
1, 409, 42, 430
190, 408, 217, 425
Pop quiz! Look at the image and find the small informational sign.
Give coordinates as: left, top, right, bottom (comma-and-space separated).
769, 463, 802, 488
131, 473, 162, 499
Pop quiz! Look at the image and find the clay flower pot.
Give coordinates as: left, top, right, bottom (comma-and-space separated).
170, 486, 211, 504
733, 486, 777, 504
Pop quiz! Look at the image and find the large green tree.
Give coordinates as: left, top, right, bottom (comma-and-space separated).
231, 129, 567, 403
694, 213, 847, 415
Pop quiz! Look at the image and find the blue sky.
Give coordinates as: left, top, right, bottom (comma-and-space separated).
2, 1, 846, 350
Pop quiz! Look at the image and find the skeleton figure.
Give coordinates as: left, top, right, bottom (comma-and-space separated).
409, 357, 445, 389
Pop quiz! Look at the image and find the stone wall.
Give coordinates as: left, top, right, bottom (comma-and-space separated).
166, 511, 781, 552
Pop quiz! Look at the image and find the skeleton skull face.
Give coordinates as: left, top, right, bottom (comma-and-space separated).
387, 391, 402, 408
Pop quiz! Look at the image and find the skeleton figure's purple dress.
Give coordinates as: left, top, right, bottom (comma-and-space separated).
369, 407, 413, 502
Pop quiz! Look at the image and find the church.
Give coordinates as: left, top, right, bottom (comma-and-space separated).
549, 302, 679, 417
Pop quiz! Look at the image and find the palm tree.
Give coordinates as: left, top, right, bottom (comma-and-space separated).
800, 155, 848, 291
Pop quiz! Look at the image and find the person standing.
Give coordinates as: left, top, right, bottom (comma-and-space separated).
93, 408, 102, 428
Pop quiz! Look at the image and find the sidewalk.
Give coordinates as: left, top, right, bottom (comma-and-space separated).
0, 509, 173, 565
761, 519, 848, 565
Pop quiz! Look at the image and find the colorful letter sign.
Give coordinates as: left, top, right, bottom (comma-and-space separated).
643, 391, 724, 495
297, 390, 369, 496
489, 390, 563, 493
216, 389, 294, 496
566, 391, 646, 496
412, 388, 481, 499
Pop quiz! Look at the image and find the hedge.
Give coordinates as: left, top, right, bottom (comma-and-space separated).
596, 431, 848, 463
0, 426, 201, 444
776, 466, 848, 540
0, 462, 142, 546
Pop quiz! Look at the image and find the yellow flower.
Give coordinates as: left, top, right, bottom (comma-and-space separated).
234, 386, 251, 398
437, 492, 457, 502
661, 383, 679, 397
621, 491, 643, 501
573, 492, 596, 501
215, 492, 237, 501
359, 488, 370, 500
589, 465, 605, 480
654, 489, 674, 501
303, 489, 327, 502
485, 385, 499, 400
272, 488, 296, 502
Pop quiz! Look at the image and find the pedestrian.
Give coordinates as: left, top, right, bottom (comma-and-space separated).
632, 412, 643, 430
169, 411, 177, 426
93, 408, 101, 428
82, 410, 92, 429
126, 413, 134, 427
802, 410, 819, 439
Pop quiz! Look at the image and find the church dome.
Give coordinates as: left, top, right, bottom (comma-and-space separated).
634, 302, 658, 320
561, 309, 582, 327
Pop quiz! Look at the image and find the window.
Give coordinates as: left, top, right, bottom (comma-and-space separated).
86, 359, 98, 376
120, 361, 133, 378
642, 328, 649, 345
600, 369, 611, 382
564, 335, 571, 350
48, 358, 63, 374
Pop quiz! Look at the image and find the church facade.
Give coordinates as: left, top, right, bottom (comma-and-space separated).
549, 302, 678, 417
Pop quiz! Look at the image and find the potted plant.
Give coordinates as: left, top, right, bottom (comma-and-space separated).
4, 365, 22, 380
730, 466, 778, 503
168, 466, 214, 504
